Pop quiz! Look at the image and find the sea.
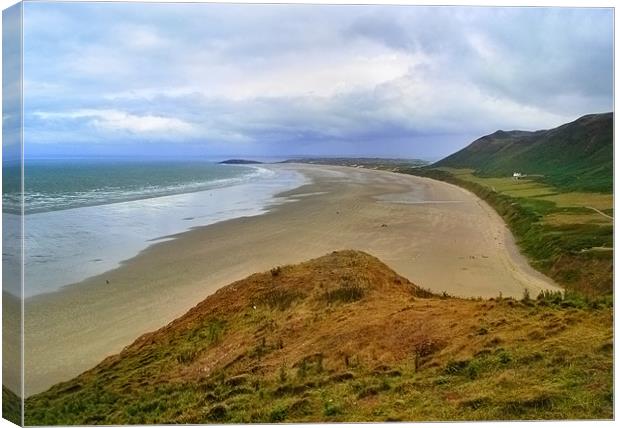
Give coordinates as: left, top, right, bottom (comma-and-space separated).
2, 159, 307, 297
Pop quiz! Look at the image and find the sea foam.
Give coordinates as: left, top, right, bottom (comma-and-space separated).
11, 164, 306, 297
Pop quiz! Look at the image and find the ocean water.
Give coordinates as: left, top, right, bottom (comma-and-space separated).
2, 160, 307, 297
4, 160, 278, 214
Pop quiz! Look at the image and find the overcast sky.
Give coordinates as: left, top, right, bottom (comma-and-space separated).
20, 2, 613, 160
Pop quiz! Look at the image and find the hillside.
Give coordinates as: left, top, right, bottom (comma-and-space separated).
434, 113, 613, 192
25, 251, 612, 424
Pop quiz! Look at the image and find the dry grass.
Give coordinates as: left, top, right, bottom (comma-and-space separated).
544, 212, 612, 226
438, 168, 555, 198
25, 251, 613, 424
539, 192, 613, 211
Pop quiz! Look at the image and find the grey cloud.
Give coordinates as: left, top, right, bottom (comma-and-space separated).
345, 11, 414, 51
21, 3, 614, 159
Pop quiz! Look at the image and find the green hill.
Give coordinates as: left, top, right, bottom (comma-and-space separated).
434, 113, 613, 192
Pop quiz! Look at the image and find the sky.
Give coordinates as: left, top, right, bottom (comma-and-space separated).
16, 2, 614, 160
2, 2, 23, 164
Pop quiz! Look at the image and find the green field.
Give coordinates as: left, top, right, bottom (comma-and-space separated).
441, 168, 613, 219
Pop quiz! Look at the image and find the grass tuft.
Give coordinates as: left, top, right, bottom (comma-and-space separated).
260, 289, 304, 311
324, 285, 364, 304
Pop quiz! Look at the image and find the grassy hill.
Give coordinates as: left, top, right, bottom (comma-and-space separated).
434, 113, 613, 192
25, 251, 612, 424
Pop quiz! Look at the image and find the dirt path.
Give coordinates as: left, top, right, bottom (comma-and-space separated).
586, 206, 614, 220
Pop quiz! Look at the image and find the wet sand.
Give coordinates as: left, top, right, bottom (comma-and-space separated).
24, 163, 560, 395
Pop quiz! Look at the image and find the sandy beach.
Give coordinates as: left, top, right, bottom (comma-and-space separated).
24, 164, 560, 396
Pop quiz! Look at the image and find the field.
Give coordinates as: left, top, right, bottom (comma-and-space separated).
440, 168, 613, 222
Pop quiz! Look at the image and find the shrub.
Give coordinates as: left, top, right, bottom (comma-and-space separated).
176, 347, 198, 364
434, 376, 450, 385
324, 285, 364, 304
460, 396, 490, 410
444, 359, 470, 375
261, 289, 304, 311
296, 359, 308, 379
467, 361, 481, 379
522, 288, 531, 303
502, 392, 555, 415
269, 404, 288, 422
206, 320, 225, 343
498, 351, 512, 364
205, 404, 227, 421
323, 401, 341, 417
356, 379, 390, 399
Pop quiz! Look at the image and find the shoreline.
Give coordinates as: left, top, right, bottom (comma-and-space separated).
21, 164, 307, 297
24, 163, 560, 396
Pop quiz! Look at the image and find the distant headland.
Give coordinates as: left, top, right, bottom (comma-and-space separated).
218, 159, 264, 165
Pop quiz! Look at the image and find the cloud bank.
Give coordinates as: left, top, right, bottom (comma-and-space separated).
22, 3, 613, 159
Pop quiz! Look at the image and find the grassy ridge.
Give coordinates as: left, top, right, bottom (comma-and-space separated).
397, 167, 612, 297
434, 113, 613, 193
25, 251, 612, 424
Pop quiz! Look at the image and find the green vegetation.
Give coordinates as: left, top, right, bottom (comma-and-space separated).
397, 167, 612, 297
434, 113, 613, 193
2, 386, 21, 425
218, 159, 263, 165
25, 251, 612, 424
281, 157, 428, 169
323, 284, 365, 304
260, 289, 305, 311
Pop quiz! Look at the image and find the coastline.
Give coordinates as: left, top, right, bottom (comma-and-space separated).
24, 163, 560, 396
21, 164, 307, 296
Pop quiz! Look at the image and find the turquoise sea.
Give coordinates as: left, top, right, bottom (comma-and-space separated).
4, 160, 277, 214
2, 160, 307, 296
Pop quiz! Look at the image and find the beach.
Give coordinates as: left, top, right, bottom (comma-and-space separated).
24, 163, 560, 396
